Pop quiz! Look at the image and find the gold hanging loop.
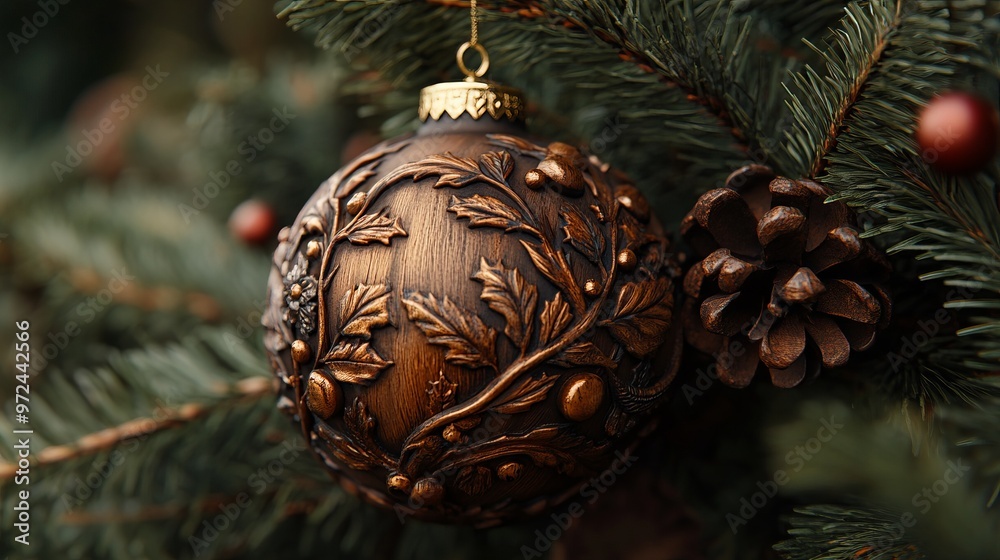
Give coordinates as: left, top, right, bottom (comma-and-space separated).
456, 41, 489, 80
456, 0, 489, 81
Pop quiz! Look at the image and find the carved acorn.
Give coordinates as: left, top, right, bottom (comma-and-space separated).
262, 80, 681, 526
680, 165, 891, 388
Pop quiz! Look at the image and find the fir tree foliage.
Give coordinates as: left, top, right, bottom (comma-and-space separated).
1, 0, 999, 559
790, 0, 1000, 402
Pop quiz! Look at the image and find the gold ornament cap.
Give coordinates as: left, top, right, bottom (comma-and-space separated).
418, 81, 525, 123
419, 16, 525, 124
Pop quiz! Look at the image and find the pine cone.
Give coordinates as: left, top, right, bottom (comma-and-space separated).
680, 165, 891, 388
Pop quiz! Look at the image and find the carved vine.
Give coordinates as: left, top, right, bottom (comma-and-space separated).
273, 134, 675, 501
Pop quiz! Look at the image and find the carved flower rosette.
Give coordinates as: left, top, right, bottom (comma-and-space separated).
262, 124, 681, 526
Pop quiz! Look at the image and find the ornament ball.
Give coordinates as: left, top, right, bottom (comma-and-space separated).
261, 80, 680, 525
229, 199, 276, 246
916, 91, 999, 174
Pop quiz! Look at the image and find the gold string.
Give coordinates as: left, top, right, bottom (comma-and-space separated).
470, 0, 478, 46
456, 0, 488, 79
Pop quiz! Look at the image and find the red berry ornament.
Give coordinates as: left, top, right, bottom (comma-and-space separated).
917, 91, 999, 174
229, 199, 276, 246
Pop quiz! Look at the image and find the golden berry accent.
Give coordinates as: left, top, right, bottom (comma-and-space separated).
291, 340, 312, 363
306, 371, 341, 419
559, 373, 605, 421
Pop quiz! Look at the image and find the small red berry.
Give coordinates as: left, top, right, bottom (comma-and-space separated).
916, 91, 999, 174
229, 199, 276, 246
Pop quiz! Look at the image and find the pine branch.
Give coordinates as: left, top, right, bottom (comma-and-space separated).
0, 397, 358, 560
499, 0, 747, 146
59, 492, 320, 525
874, 361, 1000, 414
775, 504, 925, 560
502, 0, 799, 157
809, 0, 1000, 407
737, 0, 860, 48
0, 328, 271, 462
940, 398, 1000, 509
781, 0, 901, 178
9, 186, 268, 318
764, 394, 1000, 560
62, 265, 225, 321
277, 0, 773, 205
0, 377, 272, 480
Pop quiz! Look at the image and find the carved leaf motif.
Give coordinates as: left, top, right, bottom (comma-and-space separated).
600, 277, 673, 358
344, 397, 377, 439
453, 416, 482, 430
639, 240, 669, 279
538, 292, 573, 345
479, 151, 514, 183
403, 292, 498, 370
322, 339, 392, 385
426, 371, 457, 416
519, 240, 585, 310
317, 424, 375, 471
399, 435, 447, 478
410, 154, 481, 188
338, 284, 391, 339
520, 240, 560, 288
561, 203, 605, 264
492, 373, 556, 414
486, 133, 546, 158
551, 341, 617, 370
441, 425, 608, 475
344, 208, 407, 245
455, 465, 492, 497
330, 139, 409, 199
317, 397, 395, 471
448, 195, 526, 232
619, 211, 643, 248
472, 258, 537, 352
604, 404, 635, 439
339, 169, 376, 200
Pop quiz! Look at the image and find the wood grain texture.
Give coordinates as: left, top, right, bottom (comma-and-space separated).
262, 117, 680, 525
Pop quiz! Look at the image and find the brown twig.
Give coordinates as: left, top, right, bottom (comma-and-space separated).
0, 377, 275, 480
902, 168, 1000, 264
59, 491, 319, 525
810, 1, 903, 177
66, 266, 225, 322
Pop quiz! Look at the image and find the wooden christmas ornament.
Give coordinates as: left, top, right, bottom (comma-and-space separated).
262, 18, 681, 525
